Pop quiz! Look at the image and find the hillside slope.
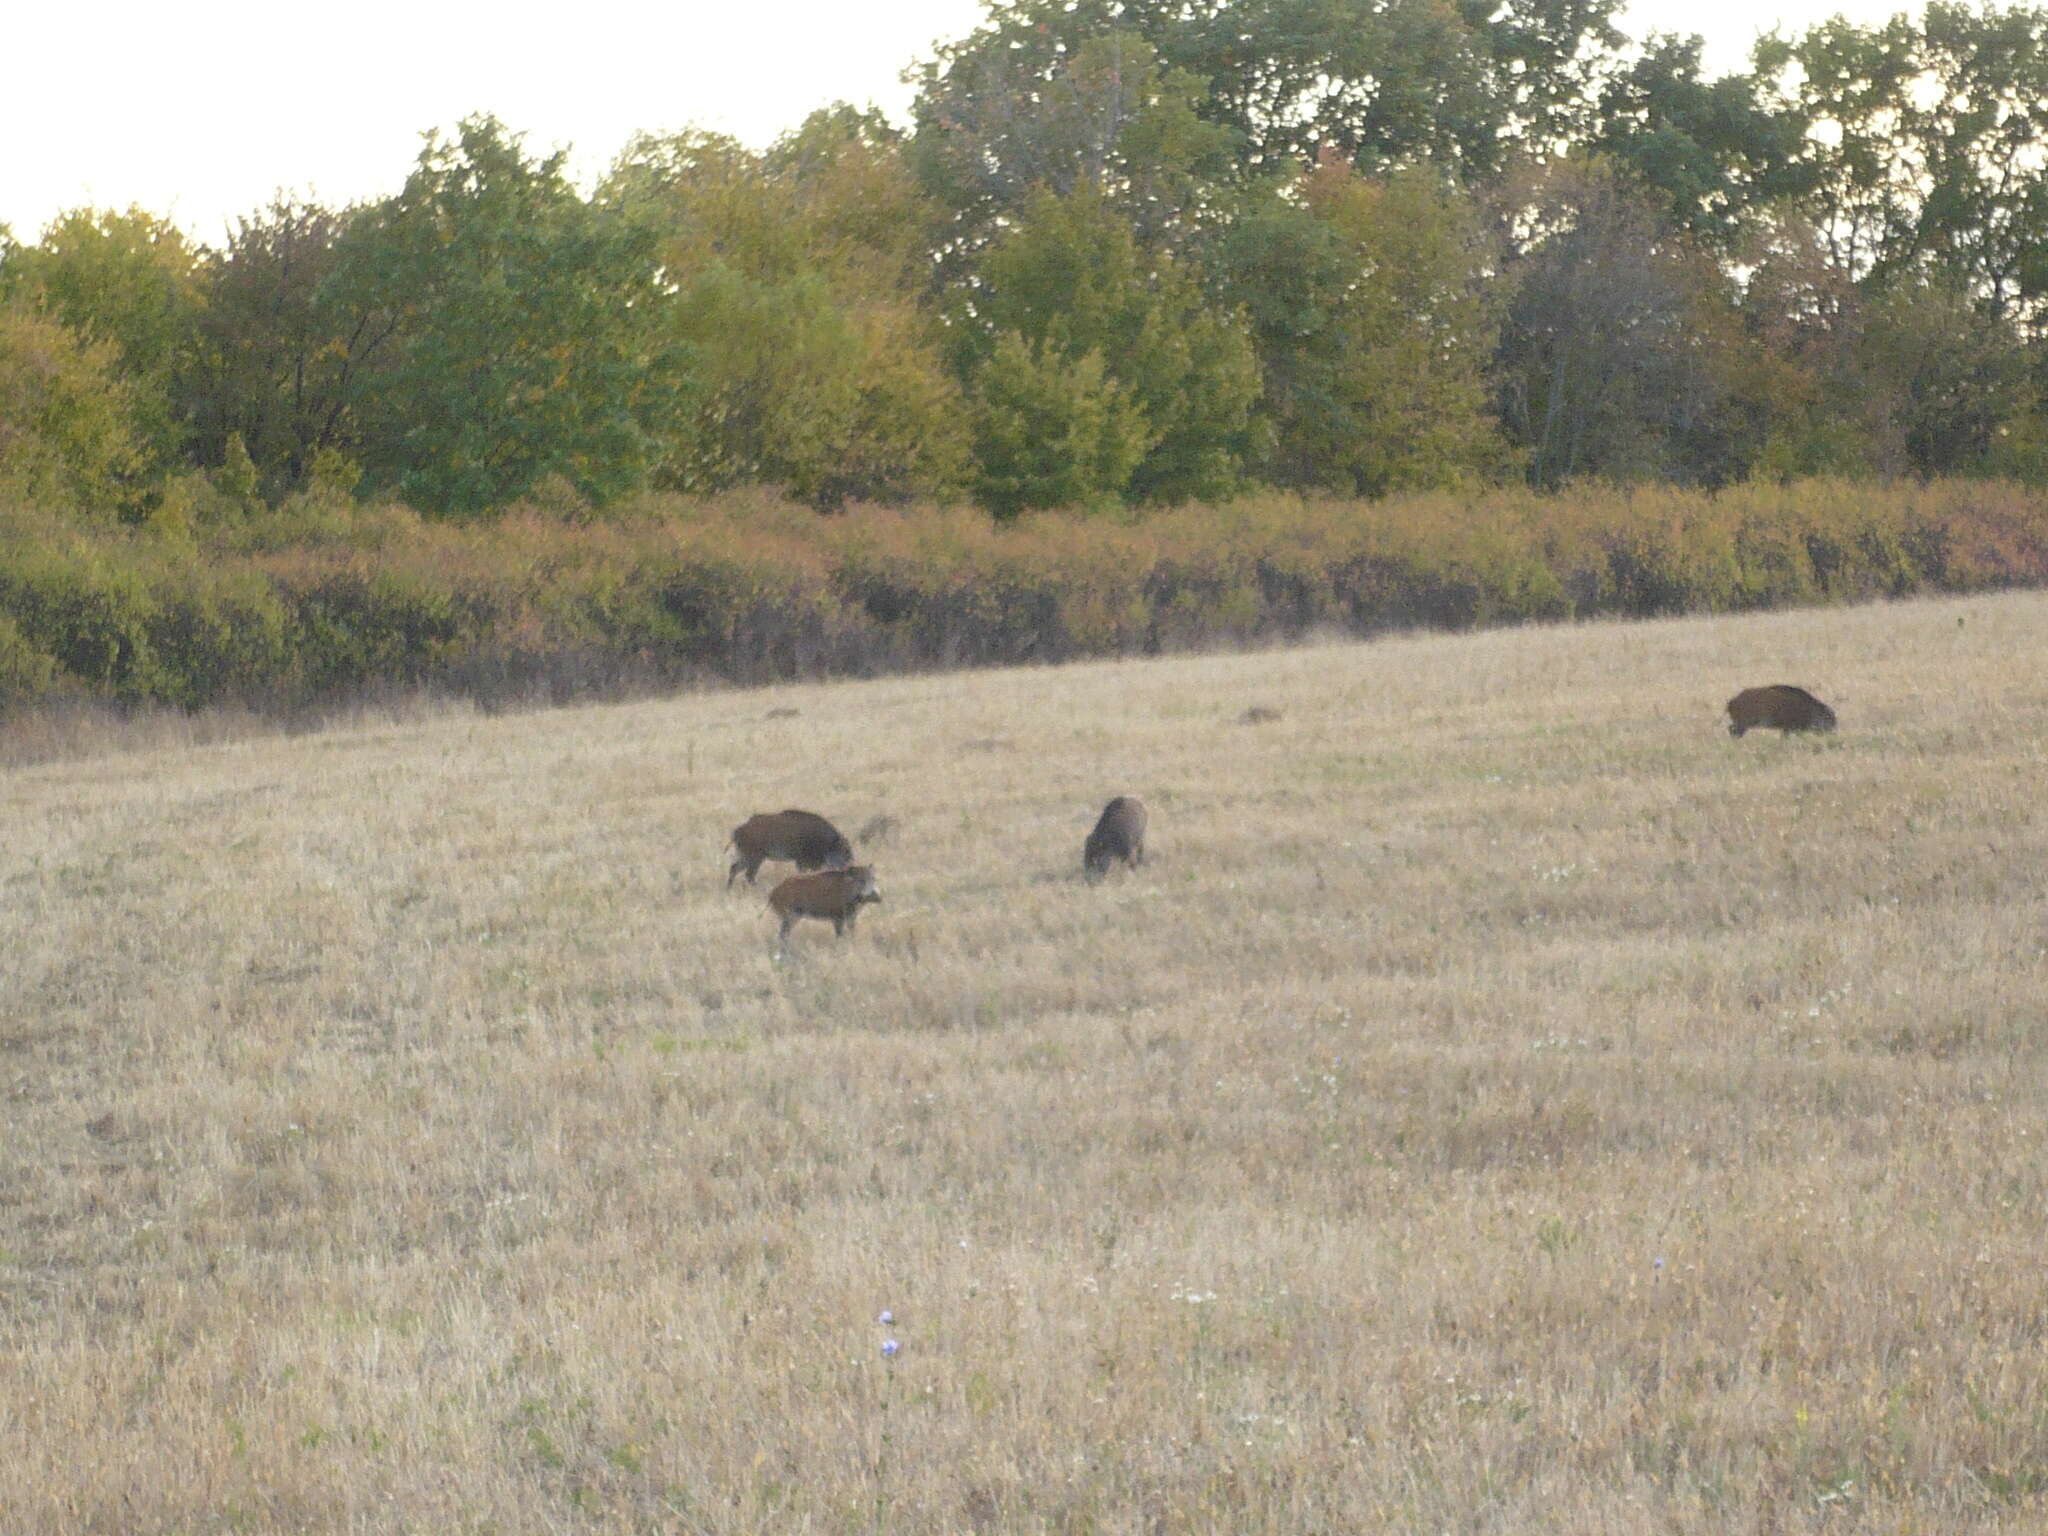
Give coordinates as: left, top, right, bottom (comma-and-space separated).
5, 592, 2046, 1531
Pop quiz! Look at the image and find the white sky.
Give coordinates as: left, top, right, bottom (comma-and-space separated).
4, 0, 1923, 245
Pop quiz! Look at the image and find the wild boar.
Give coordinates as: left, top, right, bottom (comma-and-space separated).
1083, 796, 1148, 880
727, 809, 854, 889
768, 865, 882, 945
1726, 685, 1838, 737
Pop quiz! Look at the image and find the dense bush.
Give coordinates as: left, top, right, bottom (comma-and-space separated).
2, 479, 2046, 718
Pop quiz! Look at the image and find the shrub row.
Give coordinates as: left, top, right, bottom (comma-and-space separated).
2, 478, 2045, 716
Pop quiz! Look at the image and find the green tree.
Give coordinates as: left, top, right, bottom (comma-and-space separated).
912, 0, 1624, 196
1857, 277, 2040, 474
213, 432, 262, 510
1736, 216, 1884, 478
969, 333, 1153, 516
186, 197, 363, 492
326, 116, 689, 516
653, 264, 969, 508
607, 131, 808, 283
1176, 0, 1572, 178
1908, 2, 2048, 328
1757, 5, 2048, 324
606, 118, 969, 508
1218, 158, 1506, 494
1736, 214, 2042, 480
910, 27, 1234, 262
1592, 33, 1817, 247
960, 189, 1262, 505
1754, 14, 1926, 284
609, 114, 944, 299
0, 206, 205, 469
1728, 9, 2048, 473
0, 304, 147, 515
765, 107, 953, 298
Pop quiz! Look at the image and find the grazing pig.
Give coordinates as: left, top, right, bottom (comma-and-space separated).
768, 865, 882, 946
1083, 796, 1148, 880
727, 809, 854, 889
1726, 685, 1838, 737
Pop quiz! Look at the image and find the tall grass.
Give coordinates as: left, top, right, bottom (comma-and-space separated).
3, 478, 2046, 723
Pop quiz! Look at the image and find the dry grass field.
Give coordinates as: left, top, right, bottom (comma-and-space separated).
5, 590, 2048, 1533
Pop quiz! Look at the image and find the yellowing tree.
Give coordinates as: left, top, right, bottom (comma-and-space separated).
1, 206, 205, 471
0, 304, 147, 516
607, 114, 969, 509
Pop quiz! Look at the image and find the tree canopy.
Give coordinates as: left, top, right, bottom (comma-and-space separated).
2, 1, 2045, 522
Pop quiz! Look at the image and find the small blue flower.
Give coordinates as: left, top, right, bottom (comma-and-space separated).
1654, 1256, 1666, 1270
881, 1339, 900, 1358
878, 1310, 895, 1326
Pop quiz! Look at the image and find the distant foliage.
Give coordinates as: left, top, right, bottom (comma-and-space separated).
605, 120, 971, 509
1498, 160, 1758, 489
183, 198, 357, 494
325, 117, 690, 516
0, 207, 205, 472
1221, 158, 1507, 496
0, 308, 146, 515
0, 3, 2043, 520
956, 190, 1263, 507
968, 335, 1153, 517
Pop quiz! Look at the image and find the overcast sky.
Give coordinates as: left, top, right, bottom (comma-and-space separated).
4, 0, 1923, 244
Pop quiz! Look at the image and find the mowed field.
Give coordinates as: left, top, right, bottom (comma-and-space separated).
5, 591, 2048, 1534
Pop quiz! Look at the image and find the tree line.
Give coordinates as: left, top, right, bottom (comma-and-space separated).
2, 0, 2046, 530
